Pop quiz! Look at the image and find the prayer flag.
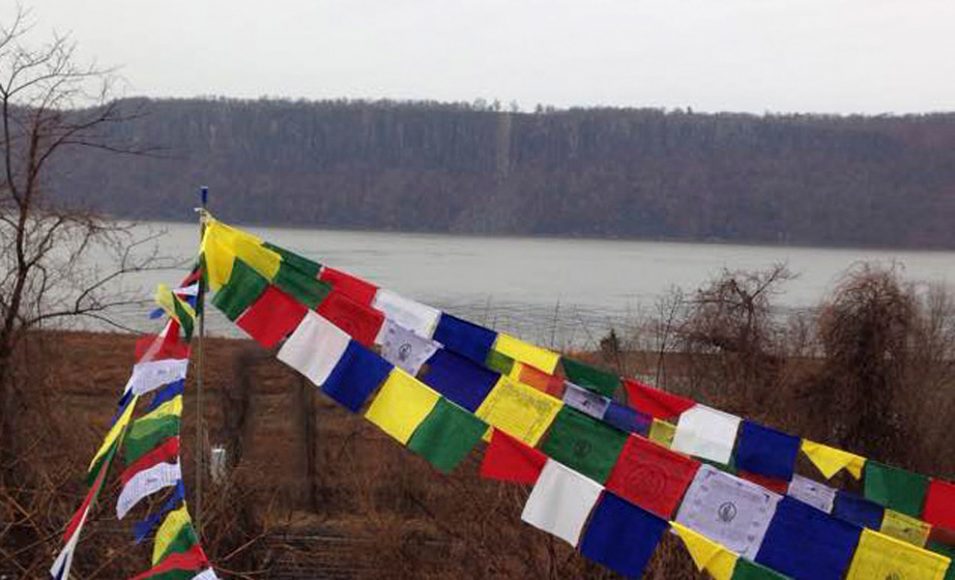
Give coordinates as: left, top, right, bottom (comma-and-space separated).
846, 529, 950, 580
624, 378, 695, 419
649, 418, 677, 448
676, 465, 781, 558
731, 559, 789, 580
371, 289, 441, 339
833, 490, 886, 530
739, 471, 790, 495
319, 267, 378, 305
263, 241, 322, 278
117, 462, 181, 520
322, 340, 393, 412
125, 416, 182, 466
562, 382, 610, 420
579, 492, 668, 578
201, 218, 279, 290
277, 311, 350, 387
881, 509, 932, 547
602, 401, 652, 436
865, 460, 929, 518
364, 369, 440, 444
135, 328, 189, 363
134, 481, 185, 544
475, 376, 563, 446
479, 429, 547, 484
155, 523, 199, 565
787, 474, 836, 513
154, 284, 196, 340
125, 358, 190, 396
210, 258, 269, 321
735, 421, 800, 481
421, 349, 498, 412
316, 290, 384, 347
671, 404, 742, 465
153, 505, 193, 564
407, 398, 487, 473
520, 459, 603, 546
88, 399, 137, 475
800, 439, 865, 479
377, 319, 440, 375
755, 496, 862, 580
272, 260, 332, 309
236, 286, 307, 348
606, 435, 700, 518
129, 544, 207, 580
924, 480, 955, 532
493, 333, 560, 375
671, 521, 739, 580
147, 381, 185, 413
540, 406, 627, 483
433, 313, 498, 366
560, 358, 619, 397
120, 437, 180, 486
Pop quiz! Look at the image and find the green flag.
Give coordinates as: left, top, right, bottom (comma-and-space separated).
407, 398, 487, 474
864, 460, 929, 517
211, 258, 269, 321
541, 406, 627, 483
561, 358, 620, 397
125, 416, 181, 465
732, 558, 791, 580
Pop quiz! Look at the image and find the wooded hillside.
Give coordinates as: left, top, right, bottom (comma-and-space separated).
48, 98, 955, 248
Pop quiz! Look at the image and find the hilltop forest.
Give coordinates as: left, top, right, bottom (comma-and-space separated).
48, 98, 955, 248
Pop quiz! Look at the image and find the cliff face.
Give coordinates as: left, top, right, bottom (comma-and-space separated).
49, 98, 955, 248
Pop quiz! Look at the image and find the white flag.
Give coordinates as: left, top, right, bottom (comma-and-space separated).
675, 464, 781, 558
126, 358, 189, 396
562, 382, 610, 419
377, 319, 440, 375
521, 459, 604, 547
192, 569, 220, 580
116, 462, 181, 520
277, 311, 351, 386
671, 404, 741, 465
372, 289, 441, 339
787, 474, 836, 513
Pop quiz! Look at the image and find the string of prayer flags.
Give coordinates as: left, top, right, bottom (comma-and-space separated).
376, 319, 440, 375
211, 258, 269, 320
319, 340, 393, 413
475, 376, 563, 446
800, 439, 866, 480
433, 313, 497, 366
671, 404, 742, 465
924, 480, 955, 532
846, 529, 951, 580
562, 382, 611, 420
882, 509, 933, 547
364, 368, 440, 444
479, 429, 548, 484
407, 398, 487, 473
833, 490, 886, 530
735, 421, 800, 482
277, 311, 351, 387
540, 406, 628, 483
520, 459, 603, 546
624, 378, 695, 420
602, 401, 652, 436
579, 492, 668, 578
316, 290, 384, 347
606, 435, 700, 518
116, 437, 181, 519
235, 286, 307, 348
421, 349, 498, 412
787, 474, 837, 513
671, 521, 739, 580
560, 357, 619, 397
865, 460, 930, 518
755, 496, 862, 580
372, 289, 441, 339
675, 465, 781, 558
493, 333, 560, 375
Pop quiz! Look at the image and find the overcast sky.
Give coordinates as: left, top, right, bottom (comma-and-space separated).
19, 0, 955, 114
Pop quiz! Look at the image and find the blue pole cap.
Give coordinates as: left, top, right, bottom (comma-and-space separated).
200, 186, 209, 206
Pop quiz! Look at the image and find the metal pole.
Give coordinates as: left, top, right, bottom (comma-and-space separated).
195, 185, 208, 535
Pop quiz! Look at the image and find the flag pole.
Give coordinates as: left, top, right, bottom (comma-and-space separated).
195, 185, 208, 535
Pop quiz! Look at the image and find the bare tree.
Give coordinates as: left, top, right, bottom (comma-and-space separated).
0, 6, 162, 474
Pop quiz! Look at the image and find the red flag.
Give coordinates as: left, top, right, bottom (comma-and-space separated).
136, 323, 190, 363
623, 379, 695, 420
605, 435, 700, 518
923, 479, 955, 532
479, 429, 547, 484
738, 470, 790, 495
236, 286, 307, 348
128, 544, 208, 580
319, 267, 378, 306
120, 437, 180, 486
316, 290, 384, 347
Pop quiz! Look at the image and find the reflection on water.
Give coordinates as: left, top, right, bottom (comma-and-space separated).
86, 222, 955, 349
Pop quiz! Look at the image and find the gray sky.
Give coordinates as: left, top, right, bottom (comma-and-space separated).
22, 0, 955, 114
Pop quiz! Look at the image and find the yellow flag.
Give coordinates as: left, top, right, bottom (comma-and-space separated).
847, 529, 950, 580
475, 376, 562, 446
88, 398, 138, 472
648, 419, 676, 448
881, 509, 932, 548
365, 369, 440, 444
201, 218, 281, 290
154, 284, 196, 320
671, 522, 738, 580
800, 440, 866, 479
493, 334, 560, 375
152, 504, 192, 565
140, 395, 183, 423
